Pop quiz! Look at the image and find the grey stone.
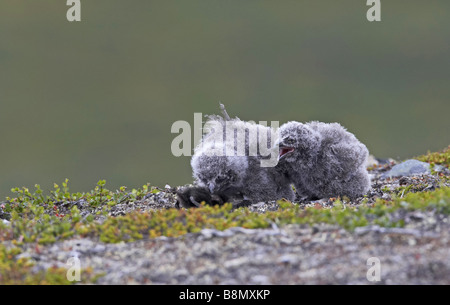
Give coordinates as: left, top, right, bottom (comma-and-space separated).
381, 159, 431, 178
434, 165, 446, 173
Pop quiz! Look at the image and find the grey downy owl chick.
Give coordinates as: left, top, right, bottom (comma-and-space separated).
277, 121, 370, 200
190, 105, 295, 204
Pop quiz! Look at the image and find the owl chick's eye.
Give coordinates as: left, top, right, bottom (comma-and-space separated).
215, 177, 225, 184
283, 137, 295, 145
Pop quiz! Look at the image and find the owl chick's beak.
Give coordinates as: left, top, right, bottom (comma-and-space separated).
275, 139, 295, 160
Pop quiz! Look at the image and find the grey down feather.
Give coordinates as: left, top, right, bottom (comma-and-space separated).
277, 121, 370, 199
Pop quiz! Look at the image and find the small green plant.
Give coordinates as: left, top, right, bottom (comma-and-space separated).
381, 186, 391, 193
0, 179, 155, 244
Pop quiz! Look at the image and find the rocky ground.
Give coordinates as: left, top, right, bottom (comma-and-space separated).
25, 220, 450, 285
2, 157, 450, 285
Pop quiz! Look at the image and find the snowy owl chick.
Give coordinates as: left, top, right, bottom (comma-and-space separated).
277, 121, 370, 200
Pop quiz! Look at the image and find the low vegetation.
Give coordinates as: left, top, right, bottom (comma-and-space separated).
415, 145, 450, 168
0, 146, 449, 284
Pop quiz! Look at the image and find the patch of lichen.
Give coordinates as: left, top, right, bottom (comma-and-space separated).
415, 145, 450, 168
0, 244, 100, 285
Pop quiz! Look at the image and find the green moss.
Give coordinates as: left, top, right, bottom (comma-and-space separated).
393, 183, 434, 197
415, 145, 450, 168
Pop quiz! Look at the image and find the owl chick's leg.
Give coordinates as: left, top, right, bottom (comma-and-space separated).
293, 180, 326, 201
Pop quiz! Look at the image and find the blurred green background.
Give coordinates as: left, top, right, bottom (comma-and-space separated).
0, 0, 449, 197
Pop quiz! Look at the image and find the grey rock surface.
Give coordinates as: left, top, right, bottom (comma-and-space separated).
23, 216, 450, 285
381, 159, 431, 178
